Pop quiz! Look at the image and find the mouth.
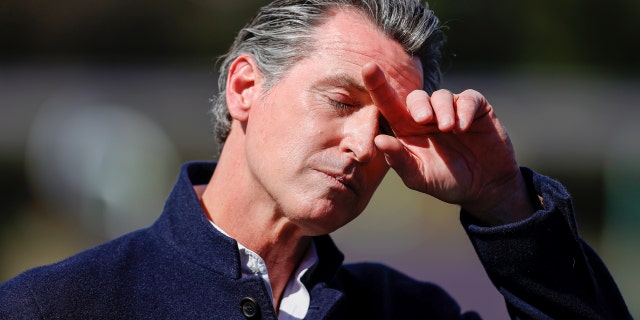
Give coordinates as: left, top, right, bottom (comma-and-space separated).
316, 169, 360, 196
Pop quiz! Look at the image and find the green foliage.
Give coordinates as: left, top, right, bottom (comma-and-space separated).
1, 0, 638, 72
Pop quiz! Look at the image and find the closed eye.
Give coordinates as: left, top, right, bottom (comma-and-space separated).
329, 97, 394, 136
329, 98, 354, 110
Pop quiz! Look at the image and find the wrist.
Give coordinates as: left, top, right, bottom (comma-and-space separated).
462, 170, 537, 226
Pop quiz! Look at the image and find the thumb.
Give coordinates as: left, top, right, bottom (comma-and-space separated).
375, 135, 422, 188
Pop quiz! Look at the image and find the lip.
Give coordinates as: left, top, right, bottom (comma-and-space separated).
316, 169, 360, 196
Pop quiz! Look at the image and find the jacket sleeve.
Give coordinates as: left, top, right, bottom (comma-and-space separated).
0, 275, 43, 319
461, 167, 632, 320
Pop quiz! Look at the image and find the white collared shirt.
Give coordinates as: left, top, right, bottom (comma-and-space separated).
210, 221, 318, 320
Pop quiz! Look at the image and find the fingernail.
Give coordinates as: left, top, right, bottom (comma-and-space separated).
384, 153, 392, 166
441, 116, 452, 128
459, 119, 467, 130
415, 110, 429, 122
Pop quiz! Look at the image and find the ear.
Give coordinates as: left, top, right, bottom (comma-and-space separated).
226, 54, 262, 122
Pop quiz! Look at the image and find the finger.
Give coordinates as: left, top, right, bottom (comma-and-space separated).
406, 90, 434, 125
430, 89, 456, 132
454, 89, 484, 131
362, 62, 414, 134
374, 135, 419, 178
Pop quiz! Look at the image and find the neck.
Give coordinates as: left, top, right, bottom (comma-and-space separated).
199, 131, 311, 308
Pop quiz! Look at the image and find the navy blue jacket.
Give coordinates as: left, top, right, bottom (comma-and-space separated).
0, 162, 631, 319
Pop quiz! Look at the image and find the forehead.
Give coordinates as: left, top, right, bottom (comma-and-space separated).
307, 9, 424, 95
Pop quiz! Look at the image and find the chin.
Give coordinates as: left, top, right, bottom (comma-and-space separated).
296, 205, 361, 236
299, 222, 345, 237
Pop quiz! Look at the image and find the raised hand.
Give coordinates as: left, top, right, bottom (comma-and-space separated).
362, 62, 535, 225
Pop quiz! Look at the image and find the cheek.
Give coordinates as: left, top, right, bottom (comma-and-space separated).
253, 111, 323, 171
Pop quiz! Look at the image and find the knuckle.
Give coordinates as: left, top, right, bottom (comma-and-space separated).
457, 89, 484, 106
432, 89, 453, 99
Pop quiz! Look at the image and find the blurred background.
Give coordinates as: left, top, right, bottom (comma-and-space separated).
1, 0, 638, 318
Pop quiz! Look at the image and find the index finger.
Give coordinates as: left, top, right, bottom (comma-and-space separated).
362, 62, 419, 136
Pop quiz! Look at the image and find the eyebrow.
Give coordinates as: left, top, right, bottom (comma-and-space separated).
318, 73, 368, 94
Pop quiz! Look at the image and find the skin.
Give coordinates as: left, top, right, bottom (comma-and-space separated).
200, 8, 535, 311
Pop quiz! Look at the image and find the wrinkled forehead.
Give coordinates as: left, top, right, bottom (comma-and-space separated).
310, 8, 424, 97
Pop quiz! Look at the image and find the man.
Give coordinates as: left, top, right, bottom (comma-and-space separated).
0, 0, 632, 319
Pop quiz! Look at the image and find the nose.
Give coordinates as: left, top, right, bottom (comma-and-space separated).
340, 107, 379, 163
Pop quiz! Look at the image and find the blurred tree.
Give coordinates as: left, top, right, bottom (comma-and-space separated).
2, 0, 639, 71
430, 0, 640, 73
0, 0, 267, 63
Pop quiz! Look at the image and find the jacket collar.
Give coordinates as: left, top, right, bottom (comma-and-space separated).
152, 161, 345, 286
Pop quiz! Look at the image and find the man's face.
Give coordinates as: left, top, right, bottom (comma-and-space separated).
242, 9, 424, 235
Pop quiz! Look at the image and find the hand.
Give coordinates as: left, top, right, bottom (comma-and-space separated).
362, 62, 535, 225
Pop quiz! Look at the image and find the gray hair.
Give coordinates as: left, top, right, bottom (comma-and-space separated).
211, 0, 445, 151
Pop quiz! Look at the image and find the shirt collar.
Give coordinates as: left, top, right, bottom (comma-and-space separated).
209, 220, 319, 319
